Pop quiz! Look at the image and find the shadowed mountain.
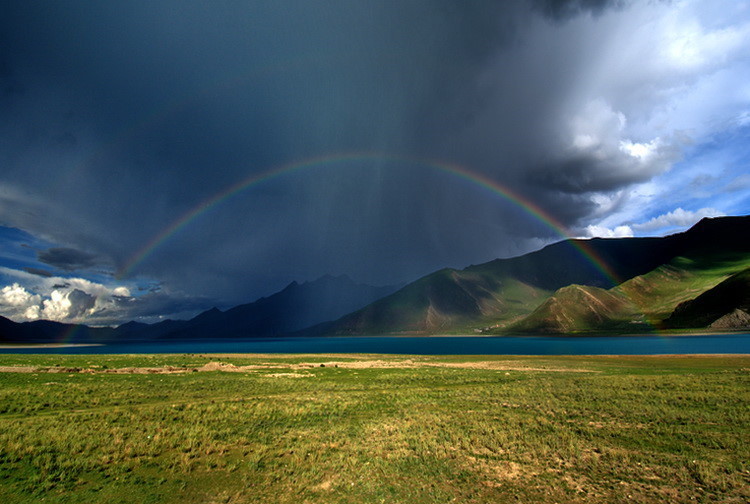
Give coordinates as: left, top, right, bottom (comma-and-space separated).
0, 275, 400, 343
469, 215, 750, 289
665, 267, 750, 329
113, 274, 401, 340
0, 316, 113, 344
312, 215, 750, 335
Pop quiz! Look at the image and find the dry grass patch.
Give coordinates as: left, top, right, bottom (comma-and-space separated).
0, 354, 748, 503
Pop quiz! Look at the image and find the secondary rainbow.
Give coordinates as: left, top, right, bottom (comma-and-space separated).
116, 152, 621, 286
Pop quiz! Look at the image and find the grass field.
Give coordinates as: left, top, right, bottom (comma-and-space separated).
0, 353, 748, 503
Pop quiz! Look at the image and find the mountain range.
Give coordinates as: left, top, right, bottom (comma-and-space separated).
0, 274, 400, 343
1, 215, 749, 343
310, 215, 750, 335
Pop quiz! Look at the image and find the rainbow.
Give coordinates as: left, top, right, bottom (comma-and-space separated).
116, 152, 621, 287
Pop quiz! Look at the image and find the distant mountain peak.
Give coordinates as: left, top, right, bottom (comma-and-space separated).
116, 320, 147, 330
279, 280, 300, 293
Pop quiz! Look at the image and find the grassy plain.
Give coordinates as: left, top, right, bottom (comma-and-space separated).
0, 353, 748, 503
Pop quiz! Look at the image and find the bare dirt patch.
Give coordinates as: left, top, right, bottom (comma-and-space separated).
0, 359, 596, 374
0, 366, 37, 373
103, 366, 189, 374
461, 455, 536, 486
423, 361, 596, 372
312, 478, 335, 492
293, 359, 417, 369
291, 359, 596, 372
264, 372, 314, 378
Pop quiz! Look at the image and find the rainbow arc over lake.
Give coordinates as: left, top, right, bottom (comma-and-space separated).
116, 152, 622, 286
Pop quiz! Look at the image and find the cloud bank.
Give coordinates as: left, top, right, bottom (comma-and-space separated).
0, 267, 208, 326
0, 0, 748, 320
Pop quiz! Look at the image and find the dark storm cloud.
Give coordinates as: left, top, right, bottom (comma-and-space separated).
37, 248, 99, 272
67, 288, 96, 319
531, 153, 669, 194
532, 0, 627, 19
92, 290, 216, 326
22, 267, 53, 278
0, 0, 733, 314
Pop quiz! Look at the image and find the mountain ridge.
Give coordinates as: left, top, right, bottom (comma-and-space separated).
310, 215, 750, 335
116, 274, 402, 340
2, 215, 749, 342
0, 274, 401, 343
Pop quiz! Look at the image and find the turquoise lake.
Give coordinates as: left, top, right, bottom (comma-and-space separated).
1, 333, 749, 355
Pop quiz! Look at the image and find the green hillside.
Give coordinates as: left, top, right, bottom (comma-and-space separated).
617, 255, 750, 325
326, 269, 550, 334
506, 254, 750, 334
509, 284, 636, 333
665, 266, 750, 329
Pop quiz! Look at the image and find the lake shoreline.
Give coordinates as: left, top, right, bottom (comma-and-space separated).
0, 343, 104, 349
1, 327, 747, 349
0, 333, 748, 355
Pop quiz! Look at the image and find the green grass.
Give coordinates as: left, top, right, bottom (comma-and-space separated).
1, 354, 749, 503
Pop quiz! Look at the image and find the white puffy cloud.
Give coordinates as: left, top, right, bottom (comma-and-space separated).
584, 224, 634, 238
538, 98, 683, 194
632, 207, 725, 232
113, 286, 131, 297
0, 283, 41, 308
618, 138, 664, 163
0, 266, 208, 326
583, 97, 680, 169
659, 9, 750, 74
23, 305, 41, 320
40, 289, 73, 321
590, 0, 750, 127
0, 269, 136, 324
0, 283, 42, 321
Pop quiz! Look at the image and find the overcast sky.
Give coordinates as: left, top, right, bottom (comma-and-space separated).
1, 0, 748, 325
